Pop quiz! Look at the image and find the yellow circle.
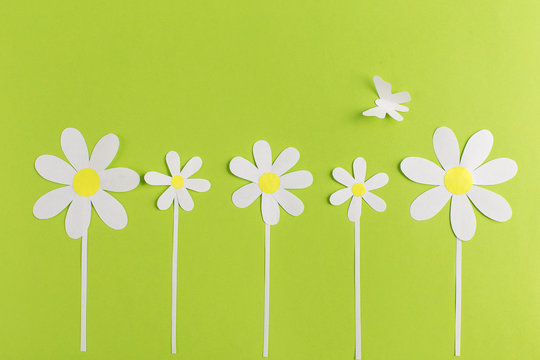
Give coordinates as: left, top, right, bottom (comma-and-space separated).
259, 173, 280, 193
444, 166, 473, 195
73, 168, 100, 197
171, 175, 185, 189
352, 183, 366, 197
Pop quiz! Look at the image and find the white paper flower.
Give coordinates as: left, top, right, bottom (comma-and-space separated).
330, 157, 388, 222
400, 127, 517, 240
229, 140, 313, 225
33, 128, 140, 239
144, 151, 211, 211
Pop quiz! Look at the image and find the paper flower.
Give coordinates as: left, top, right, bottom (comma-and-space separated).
32, 127, 139, 351
145, 151, 211, 211
144, 151, 211, 354
400, 127, 517, 241
230, 140, 313, 225
363, 75, 411, 121
400, 126, 517, 356
329, 157, 388, 360
229, 140, 312, 357
330, 157, 388, 222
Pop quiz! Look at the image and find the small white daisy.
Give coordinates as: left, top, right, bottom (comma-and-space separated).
33, 128, 140, 239
144, 151, 211, 211
400, 126, 517, 241
330, 157, 388, 221
229, 140, 313, 225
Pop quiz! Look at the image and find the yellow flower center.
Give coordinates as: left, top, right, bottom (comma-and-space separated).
72, 168, 100, 197
259, 172, 280, 193
352, 183, 366, 197
171, 175, 185, 189
444, 166, 473, 195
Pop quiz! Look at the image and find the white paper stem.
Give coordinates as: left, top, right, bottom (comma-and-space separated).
263, 223, 270, 357
354, 221, 361, 360
80, 231, 87, 352
455, 237, 462, 356
172, 199, 179, 354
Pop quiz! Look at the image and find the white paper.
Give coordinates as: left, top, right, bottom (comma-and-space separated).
455, 237, 462, 357
34, 128, 139, 239
263, 224, 270, 357
33, 128, 139, 352
329, 157, 388, 222
354, 221, 361, 360
230, 140, 312, 225
401, 127, 517, 241
363, 76, 410, 121
144, 152, 211, 354
144, 151, 211, 212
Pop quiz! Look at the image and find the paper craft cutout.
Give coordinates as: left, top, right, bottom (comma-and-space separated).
363, 75, 411, 121
329, 157, 388, 360
33, 128, 139, 351
144, 151, 211, 354
230, 140, 313, 357
400, 126, 517, 356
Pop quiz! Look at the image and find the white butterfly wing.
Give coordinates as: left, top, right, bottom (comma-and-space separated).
363, 106, 387, 119
387, 91, 411, 104
373, 75, 392, 99
387, 110, 404, 121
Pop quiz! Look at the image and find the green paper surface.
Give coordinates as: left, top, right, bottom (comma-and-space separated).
1, 0, 539, 359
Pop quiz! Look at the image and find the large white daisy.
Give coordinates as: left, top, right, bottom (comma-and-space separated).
144, 151, 211, 211
400, 126, 518, 240
330, 157, 388, 221
230, 140, 313, 225
33, 128, 140, 239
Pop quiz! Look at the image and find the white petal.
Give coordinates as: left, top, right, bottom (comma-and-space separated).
365, 173, 389, 191
91, 190, 128, 230
180, 156, 202, 179
450, 194, 476, 241
166, 151, 181, 176
65, 196, 91, 239
100, 168, 140, 192
229, 157, 260, 182
460, 130, 493, 171
273, 189, 304, 216
352, 157, 367, 182
362, 192, 386, 212
253, 140, 272, 173
467, 186, 512, 222
157, 187, 176, 210
61, 128, 89, 171
410, 185, 451, 220
177, 188, 194, 211
35, 155, 75, 185
433, 127, 460, 170
89, 133, 119, 171
185, 179, 211, 192
332, 167, 355, 187
330, 188, 353, 206
232, 183, 261, 208
33, 186, 74, 219
473, 158, 517, 185
272, 147, 300, 176
261, 193, 280, 225
347, 196, 362, 222
400, 157, 444, 185
144, 171, 171, 186
280, 170, 313, 189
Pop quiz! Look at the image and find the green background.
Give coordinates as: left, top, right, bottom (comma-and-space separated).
1, 0, 539, 359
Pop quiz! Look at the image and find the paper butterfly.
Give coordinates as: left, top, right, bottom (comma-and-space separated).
363, 75, 411, 121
